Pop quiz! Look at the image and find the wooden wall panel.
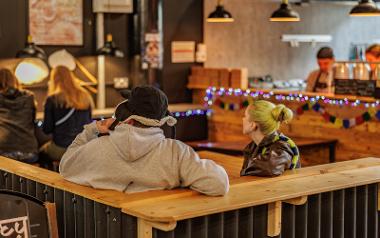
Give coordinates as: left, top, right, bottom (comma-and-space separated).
195, 89, 380, 163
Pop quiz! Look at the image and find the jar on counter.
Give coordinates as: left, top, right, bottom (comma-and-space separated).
334, 63, 351, 80
371, 64, 380, 80
353, 62, 370, 80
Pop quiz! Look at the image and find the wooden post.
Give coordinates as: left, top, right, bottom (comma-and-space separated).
138, 219, 153, 238
45, 202, 59, 238
267, 201, 282, 237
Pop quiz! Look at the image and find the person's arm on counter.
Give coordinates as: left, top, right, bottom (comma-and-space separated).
178, 145, 230, 196
59, 119, 114, 187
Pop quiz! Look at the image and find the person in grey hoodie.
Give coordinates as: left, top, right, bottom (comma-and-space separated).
60, 86, 229, 196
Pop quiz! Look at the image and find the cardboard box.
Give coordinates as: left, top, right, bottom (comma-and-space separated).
230, 68, 248, 89
188, 75, 198, 86
219, 68, 230, 88
208, 68, 220, 87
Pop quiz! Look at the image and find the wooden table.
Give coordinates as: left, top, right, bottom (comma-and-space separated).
187, 137, 338, 163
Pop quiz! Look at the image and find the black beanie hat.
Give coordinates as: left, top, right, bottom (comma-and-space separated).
115, 86, 169, 122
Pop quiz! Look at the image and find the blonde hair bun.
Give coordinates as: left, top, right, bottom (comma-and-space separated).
271, 104, 293, 123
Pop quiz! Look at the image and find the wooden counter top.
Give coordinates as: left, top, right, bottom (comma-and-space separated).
188, 85, 379, 103
1, 153, 380, 224
35, 103, 205, 121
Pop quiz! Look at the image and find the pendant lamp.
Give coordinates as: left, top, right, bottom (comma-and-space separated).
350, 0, 380, 17
270, 0, 300, 22
207, 0, 234, 23
96, 34, 124, 58
16, 35, 47, 60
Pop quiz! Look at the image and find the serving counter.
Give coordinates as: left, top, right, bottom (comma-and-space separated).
189, 85, 380, 164
1, 153, 380, 238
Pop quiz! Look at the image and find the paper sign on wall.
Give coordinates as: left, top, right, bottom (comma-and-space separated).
171, 41, 195, 63
143, 33, 162, 69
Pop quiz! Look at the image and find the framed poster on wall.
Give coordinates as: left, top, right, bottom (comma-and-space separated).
29, 0, 83, 45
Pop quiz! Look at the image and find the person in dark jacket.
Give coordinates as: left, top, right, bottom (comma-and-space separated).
240, 100, 300, 177
0, 68, 38, 163
40, 66, 93, 161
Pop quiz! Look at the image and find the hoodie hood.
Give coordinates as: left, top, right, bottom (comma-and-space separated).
0, 89, 32, 110
108, 123, 165, 162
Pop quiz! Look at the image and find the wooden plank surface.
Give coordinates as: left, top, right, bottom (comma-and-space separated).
189, 86, 380, 163
122, 163, 380, 222
1, 154, 380, 224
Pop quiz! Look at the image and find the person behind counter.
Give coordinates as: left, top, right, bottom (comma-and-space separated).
0, 68, 39, 163
305, 46, 335, 93
59, 86, 229, 196
240, 100, 300, 177
40, 66, 94, 162
365, 44, 380, 78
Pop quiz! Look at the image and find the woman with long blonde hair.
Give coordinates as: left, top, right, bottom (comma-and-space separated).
0, 68, 39, 163
41, 66, 93, 162
240, 100, 300, 176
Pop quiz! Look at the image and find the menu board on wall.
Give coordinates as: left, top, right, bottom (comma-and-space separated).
29, 0, 83, 45
334, 79, 375, 97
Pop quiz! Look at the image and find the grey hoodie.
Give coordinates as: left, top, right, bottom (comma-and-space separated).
59, 122, 229, 196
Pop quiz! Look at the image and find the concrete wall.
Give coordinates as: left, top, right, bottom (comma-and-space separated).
204, 0, 380, 81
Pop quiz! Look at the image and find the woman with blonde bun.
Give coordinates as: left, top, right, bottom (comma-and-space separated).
241, 100, 300, 176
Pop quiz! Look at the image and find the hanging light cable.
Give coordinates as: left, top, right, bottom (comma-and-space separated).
207, 0, 234, 23
270, 0, 300, 22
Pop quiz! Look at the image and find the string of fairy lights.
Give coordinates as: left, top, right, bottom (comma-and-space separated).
202, 87, 380, 128
204, 87, 380, 108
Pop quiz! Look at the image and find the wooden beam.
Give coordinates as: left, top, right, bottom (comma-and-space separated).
75, 59, 98, 84
267, 201, 282, 237
45, 202, 59, 238
138, 219, 153, 238
283, 196, 308, 205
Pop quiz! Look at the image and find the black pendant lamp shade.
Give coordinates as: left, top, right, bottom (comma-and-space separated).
207, 0, 234, 23
270, 1, 300, 22
96, 34, 125, 58
16, 35, 47, 60
350, 0, 380, 16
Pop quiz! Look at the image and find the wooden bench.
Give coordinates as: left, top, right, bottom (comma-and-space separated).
1, 153, 380, 238
187, 137, 338, 164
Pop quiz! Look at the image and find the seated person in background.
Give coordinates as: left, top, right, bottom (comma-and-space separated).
40, 66, 93, 162
240, 100, 300, 177
0, 68, 38, 163
305, 46, 335, 93
365, 44, 380, 78
59, 86, 229, 196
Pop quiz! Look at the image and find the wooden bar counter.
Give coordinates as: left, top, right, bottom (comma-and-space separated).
1, 153, 380, 237
189, 85, 380, 164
